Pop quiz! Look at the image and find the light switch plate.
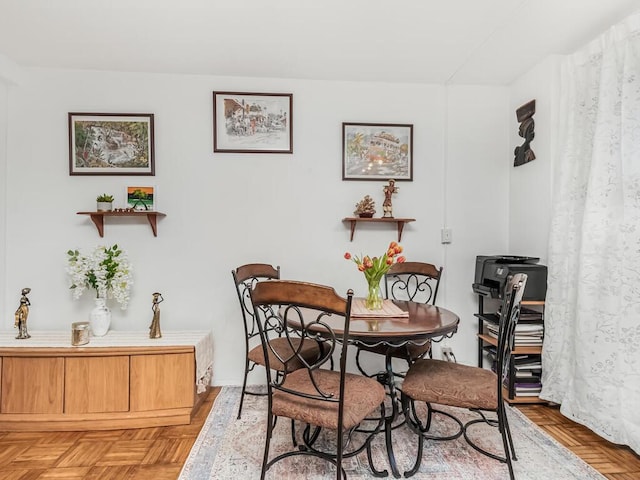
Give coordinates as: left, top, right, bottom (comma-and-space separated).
441, 228, 452, 244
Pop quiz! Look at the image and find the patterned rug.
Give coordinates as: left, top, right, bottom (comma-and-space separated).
179, 387, 605, 480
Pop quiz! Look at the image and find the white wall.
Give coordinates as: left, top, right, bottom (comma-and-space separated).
441, 85, 510, 360
0, 79, 7, 320
509, 56, 563, 262
0, 53, 19, 328
4, 67, 510, 384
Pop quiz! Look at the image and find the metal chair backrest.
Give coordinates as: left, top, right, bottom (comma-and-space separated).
251, 280, 353, 402
232, 263, 280, 351
496, 273, 528, 403
384, 261, 443, 305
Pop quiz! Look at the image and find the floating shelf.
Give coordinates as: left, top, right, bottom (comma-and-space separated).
342, 217, 415, 242
77, 211, 167, 237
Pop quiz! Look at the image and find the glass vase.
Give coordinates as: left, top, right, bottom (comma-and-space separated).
365, 278, 384, 310
89, 297, 111, 337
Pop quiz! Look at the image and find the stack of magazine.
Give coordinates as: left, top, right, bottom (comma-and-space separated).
483, 306, 544, 397
484, 307, 544, 346
484, 346, 543, 397
511, 354, 542, 396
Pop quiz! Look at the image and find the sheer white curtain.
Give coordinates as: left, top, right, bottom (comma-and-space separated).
540, 12, 640, 454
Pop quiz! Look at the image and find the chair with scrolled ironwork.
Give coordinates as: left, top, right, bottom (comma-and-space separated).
355, 261, 443, 377
251, 280, 386, 480
232, 264, 324, 419
400, 273, 528, 479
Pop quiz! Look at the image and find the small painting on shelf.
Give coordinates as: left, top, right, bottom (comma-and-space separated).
125, 186, 155, 211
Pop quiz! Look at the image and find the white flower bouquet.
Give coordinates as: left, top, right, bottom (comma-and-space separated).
66, 244, 133, 308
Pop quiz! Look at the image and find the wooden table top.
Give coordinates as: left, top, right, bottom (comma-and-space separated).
289, 300, 459, 346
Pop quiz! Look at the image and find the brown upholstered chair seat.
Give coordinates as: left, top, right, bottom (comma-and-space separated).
248, 337, 321, 373
273, 368, 386, 430
402, 359, 498, 411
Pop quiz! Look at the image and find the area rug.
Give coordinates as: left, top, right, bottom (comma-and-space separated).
179, 387, 605, 480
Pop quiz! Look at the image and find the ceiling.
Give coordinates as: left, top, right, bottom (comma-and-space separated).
0, 0, 638, 85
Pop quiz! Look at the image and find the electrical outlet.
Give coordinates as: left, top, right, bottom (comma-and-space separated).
441, 228, 452, 244
441, 345, 457, 362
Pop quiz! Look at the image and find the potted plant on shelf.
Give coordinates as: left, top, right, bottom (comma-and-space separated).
354, 195, 376, 218
96, 194, 114, 212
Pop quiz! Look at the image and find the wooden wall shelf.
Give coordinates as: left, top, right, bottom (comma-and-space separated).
77, 211, 166, 237
342, 217, 415, 242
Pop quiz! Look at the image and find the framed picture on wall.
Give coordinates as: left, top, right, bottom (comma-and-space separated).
125, 185, 156, 211
342, 122, 413, 181
213, 91, 293, 153
69, 112, 155, 175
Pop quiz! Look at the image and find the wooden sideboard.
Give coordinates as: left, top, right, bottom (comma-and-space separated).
0, 331, 213, 431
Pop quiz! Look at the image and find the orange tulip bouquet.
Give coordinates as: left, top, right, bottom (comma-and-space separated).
344, 241, 406, 310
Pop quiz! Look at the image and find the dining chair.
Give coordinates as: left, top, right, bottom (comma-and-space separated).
355, 261, 444, 377
400, 273, 528, 479
250, 280, 386, 480
232, 263, 323, 419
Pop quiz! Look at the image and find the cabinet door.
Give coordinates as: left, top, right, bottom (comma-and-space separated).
130, 352, 194, 411
65, 356, 130, 413
1, 357, 64, 414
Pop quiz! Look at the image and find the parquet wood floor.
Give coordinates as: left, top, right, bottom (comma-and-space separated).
0, 387, 637, 479
517, 403, 640, 480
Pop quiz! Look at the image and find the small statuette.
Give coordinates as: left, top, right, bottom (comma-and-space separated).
354, 195, 376, 218
514, 99, 536, 167
14, 287, 32, 339
149, 292, 163, 339
382, 179, 398, 218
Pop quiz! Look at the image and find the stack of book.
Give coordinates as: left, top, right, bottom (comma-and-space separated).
511, 354, 542, 396
484, 306, 544, 346
481, 305, 545, 399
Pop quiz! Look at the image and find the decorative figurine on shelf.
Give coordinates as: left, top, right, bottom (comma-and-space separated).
149, 292, 163, 339
382, 179, 398, 218
354, 195, 376, 218
14, 287, 32, 339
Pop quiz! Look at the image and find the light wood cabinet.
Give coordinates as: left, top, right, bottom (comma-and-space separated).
0, 340, 209, 431
131, 353, 194, 411
65, 356, 130, 413
1, 357, 65, 414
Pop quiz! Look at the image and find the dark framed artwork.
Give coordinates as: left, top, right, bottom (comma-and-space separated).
69, 113, 155, 176
342, 123, 413, 181
213, 91, 293, 153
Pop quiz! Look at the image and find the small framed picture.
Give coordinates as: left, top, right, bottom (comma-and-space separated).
342, 123, 413, 181
69, 112, 155, 176
125, 186, 156, 211
213, 91, 293, 153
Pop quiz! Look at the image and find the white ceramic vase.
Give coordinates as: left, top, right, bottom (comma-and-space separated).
89, 297, 111, 337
